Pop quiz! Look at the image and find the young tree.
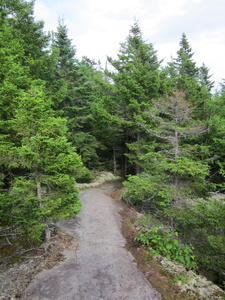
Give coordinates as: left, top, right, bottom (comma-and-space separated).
139, 91, 208, 190
0, 5, 90, 241
123, 91, 209, 215
2, 83, 89, 241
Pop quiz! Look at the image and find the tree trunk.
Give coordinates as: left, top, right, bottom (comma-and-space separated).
37, 178, 50, 241
113, 146, 117, 173
45, 224, 51, 242
174, 121, 180, 188
135, 132, 141, 174
37, 178, 43, 208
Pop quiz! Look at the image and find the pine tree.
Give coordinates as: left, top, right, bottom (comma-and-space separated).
0, 20, 30, 190
123, 91, 209, 217
108, 21, 161, 111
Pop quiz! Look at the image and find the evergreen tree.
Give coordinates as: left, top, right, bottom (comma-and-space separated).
199, 63, 214, 92
49, 19, 77, 111
123, 91, 209, 217
0, 1, 89, 242
0, 20, 30, 189
1, 83, 89, 241
1, 0, 52, 80
140, 91, 208, 191
107, 21, 162, 173
175, 33, 199, 79
68, 57, 105, 168
165, 33, 212, 119
206, 89, 225, 189
108, 21, 161, 112
50, 22, 105, 168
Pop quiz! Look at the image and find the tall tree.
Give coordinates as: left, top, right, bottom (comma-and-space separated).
165, 33, 212, 119
107, 21, 162, 173
199, 63, 214, 92
49, 19, 78, 111
1, 0, 52, 80
50, 22, 105, 168
175, 33, 199, 79
123, 91, 209, 220
0, 19, 30, 191
0, 1, 89, 242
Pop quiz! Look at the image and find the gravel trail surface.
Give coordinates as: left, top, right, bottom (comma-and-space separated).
22, 182, 161, 300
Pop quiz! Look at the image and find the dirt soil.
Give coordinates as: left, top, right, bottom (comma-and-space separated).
21, 181, 161, 300
0, 229, 73, 300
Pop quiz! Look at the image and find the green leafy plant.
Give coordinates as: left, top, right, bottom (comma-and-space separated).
135, 226, 197, 269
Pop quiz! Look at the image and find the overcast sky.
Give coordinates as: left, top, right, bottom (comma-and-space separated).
34, 0, 225, 89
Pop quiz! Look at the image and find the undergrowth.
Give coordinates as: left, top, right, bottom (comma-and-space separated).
135, 224, 197, 270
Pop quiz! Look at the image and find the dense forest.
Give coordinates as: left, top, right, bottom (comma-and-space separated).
1, 0, 225, 290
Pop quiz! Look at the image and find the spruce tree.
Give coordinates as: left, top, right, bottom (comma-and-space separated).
175, 33, 199, 79
199, 63, 214, 92
51, 21, 108, 168
107, 21, 162, 173
0, 1, 89, 242
1, 0, 52, 80
165, 33, 212, 119
139, 91, 208, 191
1, 83, 89, 241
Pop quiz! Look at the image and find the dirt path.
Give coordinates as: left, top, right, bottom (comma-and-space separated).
22, 182, 161, 300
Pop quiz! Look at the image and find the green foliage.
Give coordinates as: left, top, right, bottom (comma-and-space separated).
164, 33, 212, 120
0, 2, 224, 285
0, 80, 89, 241
122, 173, 175, 215
163, 157, 209, 187
6, 175, 81, 241
134, 91, 209, 195
107, 21, 162, 172
135, 226, 197, 269
169, 197, 225, 287
207, 91, 225, 189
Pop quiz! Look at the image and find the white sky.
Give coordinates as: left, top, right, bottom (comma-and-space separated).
34, 0, 225, 90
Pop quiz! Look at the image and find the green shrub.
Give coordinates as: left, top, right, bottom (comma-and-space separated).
135, 226, 197, 269
122, 173, 175, 214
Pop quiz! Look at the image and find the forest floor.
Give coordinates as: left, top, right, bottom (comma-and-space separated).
0, 177, 223, 299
